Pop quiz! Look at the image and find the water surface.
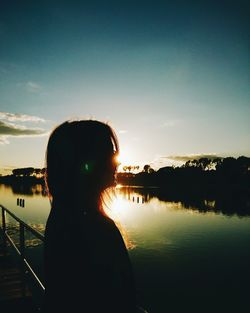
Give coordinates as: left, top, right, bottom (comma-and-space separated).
0, 184, 249, 313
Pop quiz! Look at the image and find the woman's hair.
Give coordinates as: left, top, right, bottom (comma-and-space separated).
45, 120, 119, 213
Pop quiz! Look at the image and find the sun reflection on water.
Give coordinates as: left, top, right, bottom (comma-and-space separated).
103, 188, 137, 249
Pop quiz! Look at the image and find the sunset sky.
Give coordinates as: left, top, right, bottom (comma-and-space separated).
0, 0, 249, 174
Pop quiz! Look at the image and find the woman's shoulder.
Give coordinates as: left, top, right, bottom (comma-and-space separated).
99, 214, 120, 233
98, 214, 126, 245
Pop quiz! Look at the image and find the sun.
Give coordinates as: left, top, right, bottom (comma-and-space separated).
116, 148, 133, 170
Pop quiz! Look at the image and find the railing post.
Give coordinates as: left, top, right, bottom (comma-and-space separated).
1, 207, 7, 251
19, 222, 26, 296
2, 206, 6, 232
20, 222, 25, 259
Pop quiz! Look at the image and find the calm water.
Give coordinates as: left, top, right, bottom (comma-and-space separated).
0, 183, 250, 313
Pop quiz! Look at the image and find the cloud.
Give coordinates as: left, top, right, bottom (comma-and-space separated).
0, 111, 45, 123
0, 135, 9, 144
26, 81, 42, 93
165, 154, 222, 162
159, 119, 181, 128
16, 80, 44, 93
149, 153, 223, 170
0, 120, 47, 144
0, 111, 48, 144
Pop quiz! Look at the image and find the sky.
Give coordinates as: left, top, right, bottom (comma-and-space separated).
0, 0, 249, 174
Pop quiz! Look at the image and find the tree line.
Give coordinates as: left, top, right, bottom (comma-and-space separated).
11, 167, 46, 177
117, 156, 250, 194
0, 156, 249, 193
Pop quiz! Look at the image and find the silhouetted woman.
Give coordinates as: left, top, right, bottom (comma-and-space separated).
43, 120, 137, 313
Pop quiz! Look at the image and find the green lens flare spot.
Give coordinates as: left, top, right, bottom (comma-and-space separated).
82, 161, 94, 174
85, 163, 89, 171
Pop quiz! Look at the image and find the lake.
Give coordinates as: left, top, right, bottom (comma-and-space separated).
0, 183, 249, 313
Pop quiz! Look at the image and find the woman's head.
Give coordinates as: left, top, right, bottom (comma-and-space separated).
45, 120, 119, 208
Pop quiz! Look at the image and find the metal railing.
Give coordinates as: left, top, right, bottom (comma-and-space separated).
0, 204, 45, 293
0, 204, 150, 313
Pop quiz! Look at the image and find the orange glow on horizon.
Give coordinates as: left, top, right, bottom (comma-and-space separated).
116, 147, 140, 172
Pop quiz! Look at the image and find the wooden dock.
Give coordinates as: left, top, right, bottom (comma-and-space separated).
0, 236, 40, 313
